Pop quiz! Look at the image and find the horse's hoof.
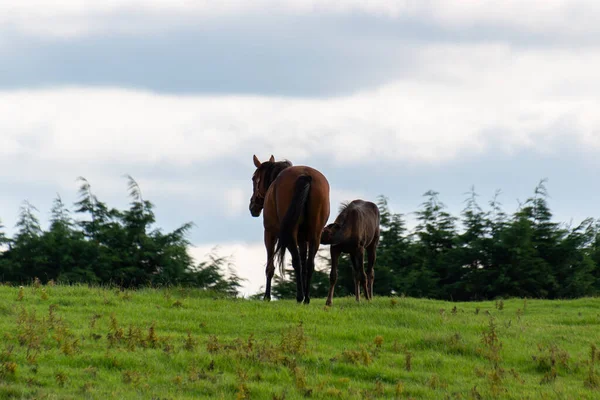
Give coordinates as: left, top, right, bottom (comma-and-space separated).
263, 295, 271, 301
296, 296, 304, 303
325, 301, 332, 307
303, 297, 310, 305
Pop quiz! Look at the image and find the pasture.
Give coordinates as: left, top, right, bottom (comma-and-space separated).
0, 284, 599, 399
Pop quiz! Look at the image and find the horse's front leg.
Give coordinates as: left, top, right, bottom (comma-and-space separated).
263, 230, 278, 301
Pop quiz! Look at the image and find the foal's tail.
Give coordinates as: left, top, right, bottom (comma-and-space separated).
275, 175, 312, 277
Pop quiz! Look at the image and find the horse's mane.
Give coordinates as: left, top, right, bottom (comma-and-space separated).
258, 160, 293, 191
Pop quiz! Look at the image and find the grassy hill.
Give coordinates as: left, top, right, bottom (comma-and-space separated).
0, 284, 599, 399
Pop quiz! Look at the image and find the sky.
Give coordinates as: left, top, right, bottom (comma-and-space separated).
2, 1, 600, 296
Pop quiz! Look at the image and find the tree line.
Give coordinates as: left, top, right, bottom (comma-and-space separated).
2, 178, 599, 301
272, 180, 600, 301
0, 176, 242, 296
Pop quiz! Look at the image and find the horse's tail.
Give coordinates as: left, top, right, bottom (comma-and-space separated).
275, 175, 312, 277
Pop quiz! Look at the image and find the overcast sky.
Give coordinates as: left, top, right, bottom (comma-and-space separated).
2, 1, 600, 296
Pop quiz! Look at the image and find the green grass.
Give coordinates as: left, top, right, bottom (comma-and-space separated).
0, 284, 599, 399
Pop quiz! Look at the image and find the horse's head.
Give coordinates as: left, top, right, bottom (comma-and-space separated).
249, 154, 275, 217
320, 222, 341, 245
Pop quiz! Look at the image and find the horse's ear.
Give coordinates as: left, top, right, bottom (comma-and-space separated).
269, 155, 275, 162
253, 155, 261, 168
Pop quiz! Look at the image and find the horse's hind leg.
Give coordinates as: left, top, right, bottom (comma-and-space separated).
263, 230, 278, 301
303, 239, 319, 305
286, 240, 305, 303
366, 243, 377, 301
299, 240, 308, 288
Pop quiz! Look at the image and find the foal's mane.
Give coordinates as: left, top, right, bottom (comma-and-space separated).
257, 160, 293, 191
338, 201, 351, 214
335, 201, 355, 223
336, 200, 370, 224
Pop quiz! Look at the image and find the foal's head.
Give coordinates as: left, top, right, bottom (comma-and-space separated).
320, 222, 342, 245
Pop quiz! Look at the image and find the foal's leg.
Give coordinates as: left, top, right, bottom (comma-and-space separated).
326, 246, 341, 306
351, 248, 368, 302
303, 238, 319, 305
263, 230, 278, 301
366, 243, 377, 300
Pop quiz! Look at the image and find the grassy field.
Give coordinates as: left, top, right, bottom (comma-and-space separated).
0, 284, 599, 399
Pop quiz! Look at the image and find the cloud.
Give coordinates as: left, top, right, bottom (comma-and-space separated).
188, 242, 267, 297
2, 41, 600, 248
2, 43, 600, 173
2, 1, 599, 39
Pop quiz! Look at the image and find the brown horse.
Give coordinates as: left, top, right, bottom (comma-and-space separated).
249, 155, 330, 304
320, 199, 380, 306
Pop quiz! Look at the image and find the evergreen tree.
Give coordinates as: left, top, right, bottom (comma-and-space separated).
412, 191, 457, 299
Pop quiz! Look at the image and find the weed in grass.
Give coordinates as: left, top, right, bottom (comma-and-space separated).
584, 344, 600, 390
532, 343, 570, 384
469, 386, 483, 400
0, 361, 17, 379
324, 387, 343, 397
80, 382, 95, 394
172, 375, 183, 386
184, 331, 197, 351
235, 369, 250, 400
89, 313, 102, 329
405, 350, 412, 372
448, 332, 468, 355
395, 381, 404, 398
341, 345, 372, 366
55, 371, 69, 387
120, 290, 132, 301
292, 366, 308, 393
509, 368, 524, 384
60, 337, 79, 356
146, 323, 159, 348
172, 300, 184, 308
162, 337, 175, 355
207, 335, 221, 353
280, 322, 306, 356
374, 336, 383, 351
16, 286, 24, 301
477, 316, 506, 396
374, 378, 385, 396
272, 391, 287, 400
495, 300, 504, 311
516, 308, 523, 321
427, 374, 447, 390
84, 366, 98, 378
26, 377, 43, 387
122, 370, 143, 386
107, 313, 124, 348
40, 288, 49, 300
